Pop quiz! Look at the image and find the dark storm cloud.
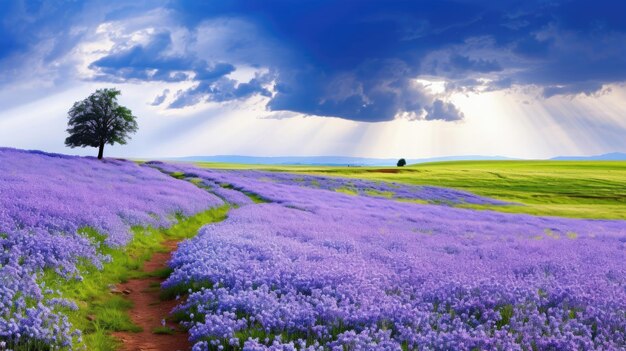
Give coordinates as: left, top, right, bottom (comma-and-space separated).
0, 0, 21, 62
2, 0, 626, 122
162, 0, 626, 121
448, 55, 502, 74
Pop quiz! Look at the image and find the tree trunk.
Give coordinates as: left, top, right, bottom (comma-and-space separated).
97, 141, 105, 159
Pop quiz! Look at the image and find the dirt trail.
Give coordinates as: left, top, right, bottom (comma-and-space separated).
113, 241, 190, 351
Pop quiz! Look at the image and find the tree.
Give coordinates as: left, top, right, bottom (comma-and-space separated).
65, 88, 138, 159
397, 158, 406, 167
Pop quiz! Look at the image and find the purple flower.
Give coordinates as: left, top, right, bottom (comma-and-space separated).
0, 148, 222, 348
153, 161, 626, 350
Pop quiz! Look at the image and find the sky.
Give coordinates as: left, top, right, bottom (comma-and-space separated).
1, 0, 626, 159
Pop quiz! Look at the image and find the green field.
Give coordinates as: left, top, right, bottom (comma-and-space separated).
195, 160, 626, 220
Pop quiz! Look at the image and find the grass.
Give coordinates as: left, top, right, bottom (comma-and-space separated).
194, 160, 626, 220
336, 187, 358, 196
218, 182, 269, 203
152, 326, 176, 335
40, 206, 229, 351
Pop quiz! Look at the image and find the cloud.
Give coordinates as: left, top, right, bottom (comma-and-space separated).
512, 36, 553, 58
448, 55, 502, 74
168, 88, 201, 109
168, 74, 272, 109
87, 29, 271, 109
150, 89, 169, 106
89, 32, 193, 82
424, 99, 464, 121
174, 0, 625, 120
542, 82, 606, 98
515, 27, 626, 98
267, 60, 431, 122
2, 0, 626, 123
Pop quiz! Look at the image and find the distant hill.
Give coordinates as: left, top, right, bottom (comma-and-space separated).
169, 152, 626, 166
551, 152, 626, 161
172, 155, 515, 166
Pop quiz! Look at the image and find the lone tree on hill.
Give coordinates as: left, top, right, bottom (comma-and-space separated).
65, 88, 138, 159
397, 158, 407, 167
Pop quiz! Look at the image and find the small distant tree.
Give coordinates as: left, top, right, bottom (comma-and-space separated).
65, 88, 138, 159
397, 158, 406, 167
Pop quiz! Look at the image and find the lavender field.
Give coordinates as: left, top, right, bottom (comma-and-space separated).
4, 1, 626, 350
150, 163, 626, 350
1, 150, 625, 350
0, 148, 222, 348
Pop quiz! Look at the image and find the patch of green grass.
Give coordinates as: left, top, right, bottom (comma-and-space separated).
148, 281, 162, 288
217, 182, 269, 203
152, 326, 176, 335
396, 198, 430, 205
336, 187, 358, 196
195, 160, 626, 219
189, 177, 203, 185
82, 329, 120, 351
92, 297, 142, 332
245, 192, 269, 203
148, 267, 174, 279
364, 189, 394, 198
333, 161, 626, 219
170, 171, 185, 179
40, 206, 229, 351
496, 304, 514, 329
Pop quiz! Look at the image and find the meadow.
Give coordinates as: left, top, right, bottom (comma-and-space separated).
195, 160, 626, 220
1, 149, 625, 350
156, 162, 625, 350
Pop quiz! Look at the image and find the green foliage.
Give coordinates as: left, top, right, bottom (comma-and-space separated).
496, 304, 514, 329
397, 158, 407, 167
65, 88, 138, 159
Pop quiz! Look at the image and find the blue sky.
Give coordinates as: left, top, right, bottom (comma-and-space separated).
1, 0, 625, 158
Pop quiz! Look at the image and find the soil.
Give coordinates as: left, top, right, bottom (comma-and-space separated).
112, 241, 190, 351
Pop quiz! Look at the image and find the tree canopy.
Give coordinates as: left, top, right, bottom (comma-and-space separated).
397, 158, 407, 167
65, 88, 138, 159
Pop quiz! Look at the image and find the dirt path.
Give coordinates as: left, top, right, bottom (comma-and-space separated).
112, 241, 190, 351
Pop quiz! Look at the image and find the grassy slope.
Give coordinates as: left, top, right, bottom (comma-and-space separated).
195, 160, 626, 220
41, 206, 229, 351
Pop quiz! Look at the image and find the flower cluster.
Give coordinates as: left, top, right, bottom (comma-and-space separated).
0, 148, 222, 348
159, 162, 626, 350
145, 162, 506, 206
